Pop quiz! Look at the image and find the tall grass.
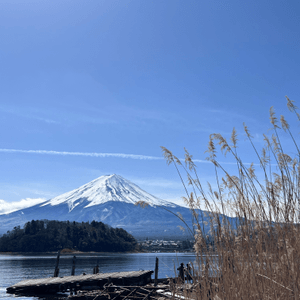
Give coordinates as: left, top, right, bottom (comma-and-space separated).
161, 96, 300, 299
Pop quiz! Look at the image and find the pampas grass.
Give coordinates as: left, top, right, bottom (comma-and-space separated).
162, 96, 300, 299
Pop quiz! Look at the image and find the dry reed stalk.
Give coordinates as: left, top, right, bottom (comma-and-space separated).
162, 96, 300, 299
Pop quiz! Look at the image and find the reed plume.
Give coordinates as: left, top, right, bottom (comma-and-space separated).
162, 96, 300, 299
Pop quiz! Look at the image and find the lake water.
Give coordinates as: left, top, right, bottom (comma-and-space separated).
0, 252, 197, 300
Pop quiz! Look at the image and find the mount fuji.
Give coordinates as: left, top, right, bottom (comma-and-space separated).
41, 174, 176, 210
0, 174, 233, 238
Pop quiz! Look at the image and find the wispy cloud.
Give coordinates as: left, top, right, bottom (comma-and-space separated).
205, 108, 258, 124
0, 198, 46, 215
0, 105, 59, 124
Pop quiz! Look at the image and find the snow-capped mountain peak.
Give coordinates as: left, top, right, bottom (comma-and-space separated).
41, 174, 176, 210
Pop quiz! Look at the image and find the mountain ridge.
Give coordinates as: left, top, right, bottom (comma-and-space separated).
0, 174, 237, 238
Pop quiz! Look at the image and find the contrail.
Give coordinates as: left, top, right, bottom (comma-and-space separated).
0, 148, 163, 160
0, 148, 257, 165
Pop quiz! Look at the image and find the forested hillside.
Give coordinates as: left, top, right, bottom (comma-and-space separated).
0, 220, 137, 252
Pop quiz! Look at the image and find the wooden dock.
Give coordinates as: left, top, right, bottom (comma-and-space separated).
7, 270, 153, 296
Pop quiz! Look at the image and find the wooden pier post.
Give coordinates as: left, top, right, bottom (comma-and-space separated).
71, 255, 76, 276
154, 257, 159, 286
95, 264, 99, 274
54, 250, 61, 277
93, 259, 99, 274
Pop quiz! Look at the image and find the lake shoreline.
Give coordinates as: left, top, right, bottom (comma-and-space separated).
0, 249, 195, 256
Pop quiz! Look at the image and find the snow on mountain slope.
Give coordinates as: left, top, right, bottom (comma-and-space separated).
41, 174, 177, 211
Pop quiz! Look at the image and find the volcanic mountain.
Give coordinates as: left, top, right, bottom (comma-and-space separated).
41, 174, 176, 209
0, 174, 233, 238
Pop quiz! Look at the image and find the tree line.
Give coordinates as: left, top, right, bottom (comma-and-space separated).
0, 220, 137, 252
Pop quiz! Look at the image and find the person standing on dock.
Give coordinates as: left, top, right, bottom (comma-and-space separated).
177, 263, 185, 283
186, 263, 192, 283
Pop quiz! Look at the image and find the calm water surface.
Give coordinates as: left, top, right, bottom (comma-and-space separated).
0, 252, 196, 300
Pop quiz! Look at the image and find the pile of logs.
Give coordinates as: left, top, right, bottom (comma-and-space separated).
63, 283, 183, 300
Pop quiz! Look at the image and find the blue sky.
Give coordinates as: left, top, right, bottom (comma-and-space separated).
0, 0, 300, 212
